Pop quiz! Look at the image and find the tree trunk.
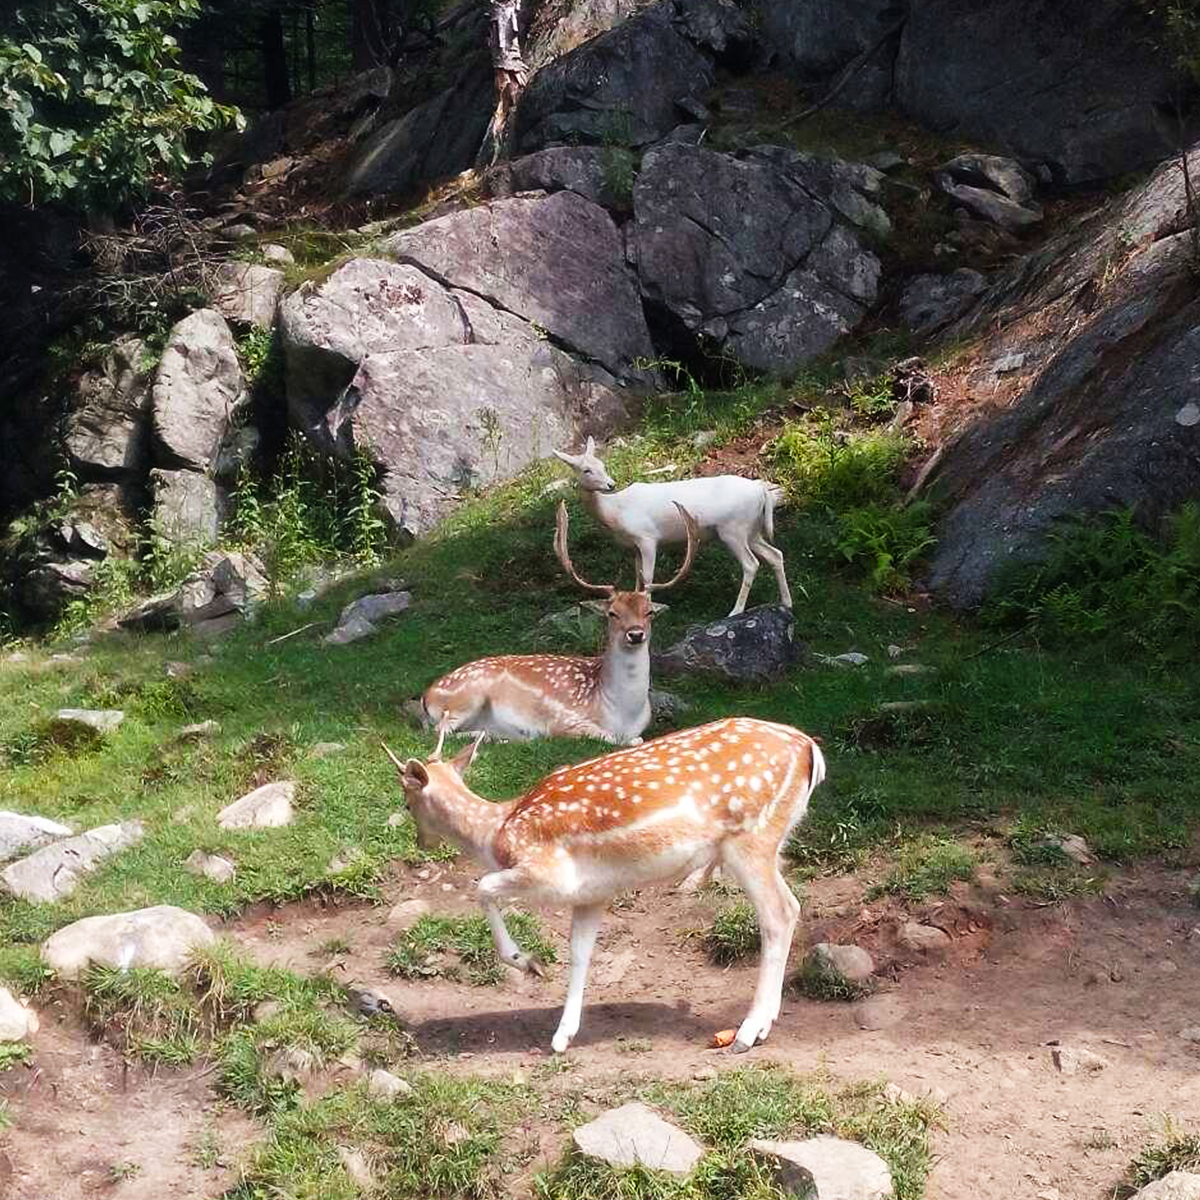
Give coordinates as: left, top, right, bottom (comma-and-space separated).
261, 6, 292, 109
306, 5, 317, 92
351, 0, 386, 70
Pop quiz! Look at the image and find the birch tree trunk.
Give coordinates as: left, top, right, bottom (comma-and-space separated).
480, 0, 529, 164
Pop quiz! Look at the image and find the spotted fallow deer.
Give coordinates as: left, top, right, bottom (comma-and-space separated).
418, 501, 698, 745
553, 437, 792, 617
382, 715, 825, 1053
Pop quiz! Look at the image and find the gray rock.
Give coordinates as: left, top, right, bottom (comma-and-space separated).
211, 262, 285, 328
633, 143, 882, 374
817, 652, 870, 668
490, 146, 637, 213
895, 0, 1186, 185
2, 820, 144, 903
387, 898, 432, 928
149, 468, 220, 544
938, 179, 1042, 232
177, 720, 221, 741
923, 147, 1200, 607
1132, 1175, 1200, 1200
218, 781, 295, 829
221, 223, 257, 241
936, 153, 1037, 206
185, 849, 236, 883
337, 1147, 375, 1188
654, 605, 802, 682
151, 309, 247, 471
514, 2, 718, 152
50, 708, 124, 736
898, 923, 951, 955
1178, 1026, 1200, 1044
367, 1068, 413, 1099
867, 151, 906, 173
383, 191, 651, 380
323, 614, 378, 645
64, 335, 152, 482
572, 1102, 705, 1175
119, 550, 267, 632
884, 664, 932, 677
309, 742, 347, 758
0, 812, 73, 862
1050, 1045, 1110, 1075
649, 688, 691, 722
260, 243, 295, 265
900, 270, 987, 337
750, 1135, 894, 1199
806, 943, 875, 985
281, 254, 634, 541
1039, 834, 1096, 866
338, 591, 411, 627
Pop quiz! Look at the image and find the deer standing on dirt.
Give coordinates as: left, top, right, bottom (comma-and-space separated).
382, 715, 825, 1053
554, 437, 793, 617
418, 501, 698, 745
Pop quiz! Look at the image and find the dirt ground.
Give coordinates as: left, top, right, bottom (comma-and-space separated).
3, 860, 1199, 1200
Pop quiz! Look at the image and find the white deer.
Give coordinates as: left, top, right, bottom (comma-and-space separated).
382, 715, 825, 1053
417, 501, 698, 745
553, 437, 793, 617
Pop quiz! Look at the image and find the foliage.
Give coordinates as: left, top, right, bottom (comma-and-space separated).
81, 963, 202, 1064
385, 911, 558, 986
1124, 1118, 1200, 1193
0, 0, 242, 211
772, 415, 910, 511
833, 501, 937, 594
985, 504, 1200, 649
870, 834, 978, 900
703, 900, 761, 965
0, 1042, 32, 1071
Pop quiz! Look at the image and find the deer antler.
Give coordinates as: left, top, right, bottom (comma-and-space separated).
380, 742, 406, 774
645, 503, 699, 592
555, 501, 614, 594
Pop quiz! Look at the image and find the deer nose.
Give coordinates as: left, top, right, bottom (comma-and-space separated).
626, 628, 646, 645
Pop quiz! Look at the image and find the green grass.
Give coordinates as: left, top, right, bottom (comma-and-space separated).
1123, 1119, 1200, 1194
81, 964, 204, 1065
869, 835, 979, 901
0, 1042, 31, 1071
385, 911, 558, 986
703, 900, 761, 966
793, 954, 871, 1003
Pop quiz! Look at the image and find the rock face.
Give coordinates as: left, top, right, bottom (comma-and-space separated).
0, 812, 73, 862
150, 468, 221, 543
41, 904, 215, 979
572, 1102, 705, 1175
1, 821, 144, 903
654, 605, 802, 681
218, 781, 296, 829
900, 270, 987, 337
923, 147, 1200, 607
119, 549, 267, 634
211, 262, 286, 328
750, 1136, 894, 1200
280, 224, 639, 538
632, 143, 884, 373
64, 335, 152, 481
486, 146, 636, 213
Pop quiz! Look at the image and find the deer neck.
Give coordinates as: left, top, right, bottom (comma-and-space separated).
596, 635, 651, 729
582, 486, 619, 531
428, 780, 516, 869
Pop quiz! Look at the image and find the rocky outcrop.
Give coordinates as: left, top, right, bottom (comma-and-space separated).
64, 335, 153, 481
211, 262, 286, 328
922, 146, 1200, 607
485, 146, 636, 212
900, 269, 987, 337
118, 549, 267, 634
281, 195, 642, 538
632, 143, 884, 373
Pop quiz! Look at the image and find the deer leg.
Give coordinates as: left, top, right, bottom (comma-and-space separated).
634, 539, 657, 590
750, 534, 793, 610
720, 531, 760, 616
719, 843, 797, 1051
478, 870, 546, 977
551, 903, 605, 1053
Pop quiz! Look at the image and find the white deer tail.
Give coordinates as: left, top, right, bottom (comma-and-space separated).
761, 482, 787, 542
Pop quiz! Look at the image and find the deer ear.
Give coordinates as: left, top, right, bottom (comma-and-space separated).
553, 448, 578, 466
580, 599, 610, 615
648, 601, 669, 615
585, 436, 596, 455
448, 732, 484, 777
403, 760, 429, 790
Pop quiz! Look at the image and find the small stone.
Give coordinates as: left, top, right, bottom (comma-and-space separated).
50, 708, 124, 736
807, 943, 875, 984
41, 904, 214, 979
879, 701, 933, 714
693, 1066, 718, 1081
324, 614, 378, 645
1179, 1026, 1200, 1043
177, 720, 221, 741
1050, 1045, 1111, 1075
260, 243, 296, 265
572, 1102, 705, 1175
649, 689, 692, 722
253, 1000, 282, 1023
221, 223, 257, 240
1176, 403, 1200, 427
338, 591, 412, 627
265, 1045, 317, 1083
817, 652, 869, 668
386, 812, 407, 827
692, 430, 717, 449
898, 923, 952, 955
868, 150, 907, 173
388, 898, 432, 928
1130, 1172, 1200, 1199
367, 1068, 414, 1099
887, 645, 903, 659
750, 1135, 894, 1199
184, 849, 236, 883
1040, 833, 1096, 866
992, 351, 1027, 374
0, 987, 39, 1041
218, 781, 295, 829
164, 661, 193, 678
308, 742, 346, 758
854, 995, 904, 1031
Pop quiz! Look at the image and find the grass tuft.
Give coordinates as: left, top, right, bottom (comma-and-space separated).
1124, 1119, 1200, 1194
703, 900, 761, 965
385, 912, 558, 986
869, 835, 978, 901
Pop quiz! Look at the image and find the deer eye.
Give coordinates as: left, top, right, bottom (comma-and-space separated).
608, 610, 617, 619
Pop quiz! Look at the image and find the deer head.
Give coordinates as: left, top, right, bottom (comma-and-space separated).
381, 733, 484, 849
553, 501, 697, 647
553, 437, 617, 493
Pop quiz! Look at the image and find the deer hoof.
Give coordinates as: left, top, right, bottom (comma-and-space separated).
551, 1031, 571, 1053
730, 1037, 754, 1054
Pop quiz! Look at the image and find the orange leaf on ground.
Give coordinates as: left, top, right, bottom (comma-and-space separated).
711, 1029, 736, 1048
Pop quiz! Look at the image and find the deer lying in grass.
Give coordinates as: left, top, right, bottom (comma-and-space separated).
382, 715, 824, 1053
554, 437, 792, 617
418, 501, 698, 745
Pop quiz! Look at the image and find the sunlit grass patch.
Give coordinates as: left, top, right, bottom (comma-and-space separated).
384, 911, 558, 986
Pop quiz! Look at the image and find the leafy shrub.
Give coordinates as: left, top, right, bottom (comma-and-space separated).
986, 504, 1200, 647
772, 417, 910, 511
834, 501, 937, 593
1125, 1119, 1200, 1192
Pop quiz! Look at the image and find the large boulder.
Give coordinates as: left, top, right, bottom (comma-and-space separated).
894, 0, 1187, 185
151, 309, 247, 472
485, 146, 636, 213
281, 206, 640, 538
41, 904, 215, 979
150, 468, 221, 544
1, 821, 144, 904
1131, 1175, 1200, 1200
0, 812, 73, 863
572, 1102, 705, 1175
64, 335, 152, 482
654, 605, 802, 681
922, 146, 1200, 607
119, 549, 267, 633
632, 143, 883, 374
211, 262, 285, 328
750, 1136, 894, 1199
513, 0, 746, 152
